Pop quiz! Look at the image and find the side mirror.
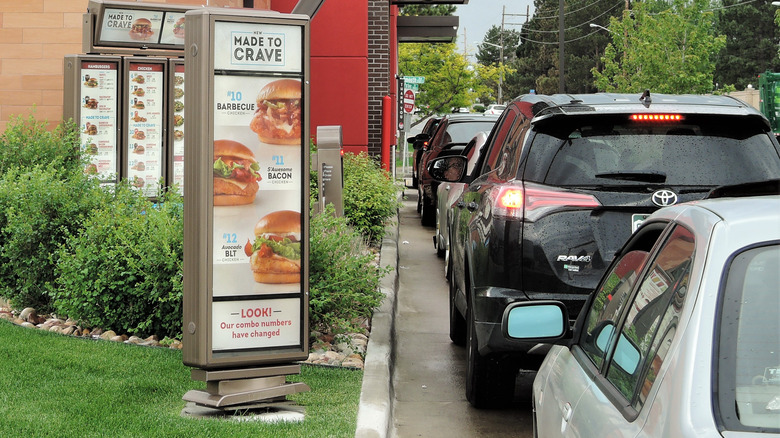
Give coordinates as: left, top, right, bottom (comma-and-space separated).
502, 301, 569, 341
427, 155, 468, 183
592, 321, 641, 375
406, 134, 419, 145
412, 134, 430, 150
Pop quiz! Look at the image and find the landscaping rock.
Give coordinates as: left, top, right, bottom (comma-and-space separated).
19, 307, 37, 323
99, 330, 117, 340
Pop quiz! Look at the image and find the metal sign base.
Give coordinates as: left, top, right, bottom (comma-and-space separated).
182, 364, 310, 409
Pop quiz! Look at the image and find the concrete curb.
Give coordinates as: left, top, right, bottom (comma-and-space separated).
354, 204, 400, 438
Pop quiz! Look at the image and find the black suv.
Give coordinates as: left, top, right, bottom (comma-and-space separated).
430, 92, 780, 408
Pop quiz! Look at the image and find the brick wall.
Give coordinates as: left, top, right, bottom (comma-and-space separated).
367, 0, 390, 156
0, 0, 243, 132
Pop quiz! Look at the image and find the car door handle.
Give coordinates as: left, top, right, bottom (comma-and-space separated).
562, 402, 573, 422
466, 202, 478, 212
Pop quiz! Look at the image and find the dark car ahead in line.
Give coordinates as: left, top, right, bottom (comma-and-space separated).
407, 116, 441, 189
417, 113, 499, 226
428, 92, 780, 408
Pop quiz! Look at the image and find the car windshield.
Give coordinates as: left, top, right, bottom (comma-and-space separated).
444, 121, 498, 144
531, 115, 780, 187
718, 244, 780, 432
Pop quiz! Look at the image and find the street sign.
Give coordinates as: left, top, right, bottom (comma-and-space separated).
405, 83, 419, 91
404, 76, 425, 85
403, 89, 415, 113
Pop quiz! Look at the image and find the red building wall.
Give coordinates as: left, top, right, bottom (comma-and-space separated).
272, 0, 369, 154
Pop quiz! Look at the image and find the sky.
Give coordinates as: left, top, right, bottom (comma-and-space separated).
455, 1, 535, 61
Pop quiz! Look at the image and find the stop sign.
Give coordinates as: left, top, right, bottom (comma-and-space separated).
403, 89, 415, 113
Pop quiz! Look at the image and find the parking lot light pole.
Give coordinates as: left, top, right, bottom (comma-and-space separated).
480, 41, 504, 104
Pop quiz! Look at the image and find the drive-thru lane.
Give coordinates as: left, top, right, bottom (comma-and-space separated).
389, 190, 534, 438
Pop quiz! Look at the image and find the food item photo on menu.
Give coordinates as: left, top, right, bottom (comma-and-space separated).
249, 79, 302, 145
213, 139, 263, 206
245, 210, 301, 284
129, 18, 154, 41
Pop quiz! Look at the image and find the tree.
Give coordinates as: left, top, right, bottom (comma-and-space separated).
399, 4, 456, 16
399, 43, 477, 123
514, 0, 614, 94
474, 26, 521, 104
714, 0, 780, 90
592, 0, 725, 94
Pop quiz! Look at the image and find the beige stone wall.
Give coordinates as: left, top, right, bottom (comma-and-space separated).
0, 0, 254, 132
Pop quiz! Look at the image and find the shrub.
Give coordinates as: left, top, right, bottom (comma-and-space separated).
308, 203, 387, 334
341, 152, 399, 244
0, 166, 105, 312
53, 185, 184, 338
0, 115, 83, 175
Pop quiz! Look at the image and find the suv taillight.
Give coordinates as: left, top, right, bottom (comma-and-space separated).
493, 183, 601, 221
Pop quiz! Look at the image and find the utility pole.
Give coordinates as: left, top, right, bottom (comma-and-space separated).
559, 0, 565, 93
499, 6, 505, 104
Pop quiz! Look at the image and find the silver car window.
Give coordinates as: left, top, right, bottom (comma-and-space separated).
718, 244, 780, 432
581, 249, 650, 369
605, 225, 695, 407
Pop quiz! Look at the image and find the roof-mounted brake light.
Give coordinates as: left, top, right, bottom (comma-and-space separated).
630, 114, 683, 122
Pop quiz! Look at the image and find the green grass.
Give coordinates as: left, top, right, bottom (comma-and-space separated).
0, 320, 362, 437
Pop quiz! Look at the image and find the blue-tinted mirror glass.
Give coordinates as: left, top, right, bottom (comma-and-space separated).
613, 334, 640, 374
596, 323, 615, 352
507, 304, 565, 339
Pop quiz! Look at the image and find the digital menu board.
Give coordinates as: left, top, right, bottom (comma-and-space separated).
78, 60, 120, 182
209, 21, 305, 353
170, 62, 185, 194
96, 6, 186, 49
125, 59, 166, 197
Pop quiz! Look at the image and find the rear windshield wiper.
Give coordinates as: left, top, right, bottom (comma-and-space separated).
595, 171, 667, 183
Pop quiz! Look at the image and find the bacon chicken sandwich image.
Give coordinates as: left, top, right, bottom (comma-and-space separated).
213, 139, 262, 206
84, 77, 98, 88
173, 17, 185, 39
244, 210, 301, 284
129, 18, 154, 41
249, 79, 302, 145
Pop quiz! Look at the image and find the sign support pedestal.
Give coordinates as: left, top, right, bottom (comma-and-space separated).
183, 365, 310, 409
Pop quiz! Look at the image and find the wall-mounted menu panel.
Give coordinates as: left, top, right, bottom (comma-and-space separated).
63, 55, 122, 185
123, 57, 167, 197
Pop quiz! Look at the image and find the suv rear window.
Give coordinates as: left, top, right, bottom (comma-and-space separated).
524, 115, 780, 187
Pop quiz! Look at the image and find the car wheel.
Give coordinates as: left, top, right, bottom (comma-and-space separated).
435, 208, 445, 257
421, 194, 435, 227
465, 306, 515, 408
449, 277, 466, 346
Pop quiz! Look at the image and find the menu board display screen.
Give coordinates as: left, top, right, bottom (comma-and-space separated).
126, 61, 165, 196
98, 8, 185, 48
79, 61, 119, 182
209, 20, 305, 353
171, 63, 185, 194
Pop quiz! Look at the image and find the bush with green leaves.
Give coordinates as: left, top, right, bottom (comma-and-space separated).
53, 185, 184, 338
0, 166, 105, 312
308, 203, 388, 334
341, 152, 399, 244
0, 115, 83, 175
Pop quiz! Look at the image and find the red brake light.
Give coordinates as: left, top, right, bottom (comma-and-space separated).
630, 114, 683, 122
493, 184, 601, 220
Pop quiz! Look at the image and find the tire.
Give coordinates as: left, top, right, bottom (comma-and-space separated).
421, 193, 435, 227
465, 306, 516, 408
435, 207, 445, 257
449, 278, 466, 346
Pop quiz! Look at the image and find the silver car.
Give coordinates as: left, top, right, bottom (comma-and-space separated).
433, 131, 489, 263
503, 190, 780, 437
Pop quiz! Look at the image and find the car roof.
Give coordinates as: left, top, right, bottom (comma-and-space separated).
649, 195, 780, 243
516, 92, 767, 125
441, 113, 500, 122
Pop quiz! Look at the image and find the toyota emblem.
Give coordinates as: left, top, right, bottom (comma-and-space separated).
651, 189, 678, 207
